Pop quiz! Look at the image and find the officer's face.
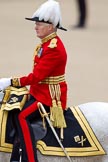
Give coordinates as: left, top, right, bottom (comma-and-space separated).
35, 22, 54, 39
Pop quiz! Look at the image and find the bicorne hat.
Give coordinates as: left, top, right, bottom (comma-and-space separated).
25, 0, 67, 31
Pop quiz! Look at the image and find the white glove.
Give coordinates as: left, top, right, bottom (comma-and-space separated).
0, 78, 11, 91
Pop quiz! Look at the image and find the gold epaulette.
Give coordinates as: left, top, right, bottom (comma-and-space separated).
48, 38, 57, 48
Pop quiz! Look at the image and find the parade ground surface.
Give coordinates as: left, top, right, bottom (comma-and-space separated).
0, 0, 108, 161
0, 0, 108, 106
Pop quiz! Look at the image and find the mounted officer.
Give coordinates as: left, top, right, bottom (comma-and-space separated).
0, 0, 68, 162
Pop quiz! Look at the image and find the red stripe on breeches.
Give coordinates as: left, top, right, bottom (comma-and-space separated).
18, 101, 38, 162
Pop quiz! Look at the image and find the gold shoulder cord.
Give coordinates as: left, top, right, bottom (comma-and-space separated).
32, 44, 42, 68
33, 44, 42, 60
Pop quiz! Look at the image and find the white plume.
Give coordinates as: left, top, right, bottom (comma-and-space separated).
32, 0, 62, 27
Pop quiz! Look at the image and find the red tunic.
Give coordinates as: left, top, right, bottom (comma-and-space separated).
19, 34, 67, 109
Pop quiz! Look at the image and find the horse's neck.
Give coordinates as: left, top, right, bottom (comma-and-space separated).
78, 101, 108, 140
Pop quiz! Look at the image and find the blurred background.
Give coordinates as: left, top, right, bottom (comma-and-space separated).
0, 0, 108, 106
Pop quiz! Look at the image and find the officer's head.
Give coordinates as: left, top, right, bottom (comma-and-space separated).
25, 0, 67, 37
34, 21, 56, 39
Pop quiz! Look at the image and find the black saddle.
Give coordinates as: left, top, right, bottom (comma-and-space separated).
31, 119, 47, 141
9, 119, 47, 143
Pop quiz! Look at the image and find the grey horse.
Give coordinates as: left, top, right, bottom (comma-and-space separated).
0, 101, 108, 162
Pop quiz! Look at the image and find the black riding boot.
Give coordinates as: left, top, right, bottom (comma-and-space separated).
10, 137, 20, 162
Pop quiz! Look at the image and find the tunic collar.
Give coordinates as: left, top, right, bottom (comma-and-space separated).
41, 32, 57, 44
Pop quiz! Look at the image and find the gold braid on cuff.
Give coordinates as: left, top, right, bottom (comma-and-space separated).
11, 78, 20, 87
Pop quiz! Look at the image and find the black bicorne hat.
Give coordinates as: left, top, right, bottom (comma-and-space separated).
25, 0, 67, 31
25, 17, 67, 31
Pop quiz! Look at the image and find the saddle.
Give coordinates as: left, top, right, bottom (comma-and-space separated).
0, 86, 47, 142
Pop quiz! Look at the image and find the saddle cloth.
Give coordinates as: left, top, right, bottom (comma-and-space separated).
0, 87, 105, 157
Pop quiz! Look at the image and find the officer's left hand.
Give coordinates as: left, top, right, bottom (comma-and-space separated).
0, 78, 11, 91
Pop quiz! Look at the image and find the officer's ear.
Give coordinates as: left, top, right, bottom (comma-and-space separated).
48, 24, 56, 32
